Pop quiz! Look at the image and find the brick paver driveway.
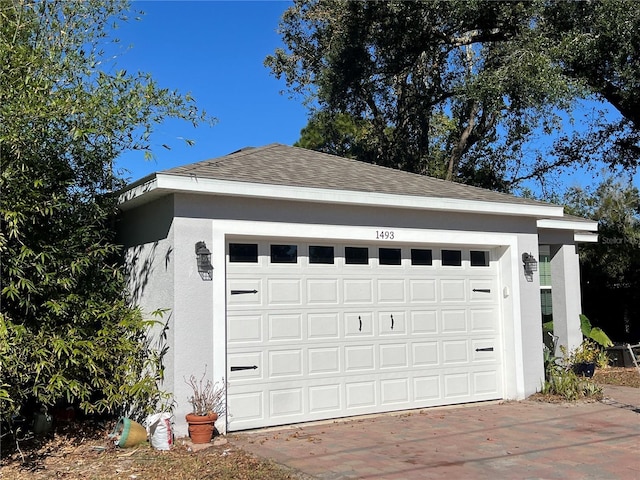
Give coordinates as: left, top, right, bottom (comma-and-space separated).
231, 385, 639, 479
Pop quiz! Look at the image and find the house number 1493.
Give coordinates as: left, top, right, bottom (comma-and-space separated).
376, 230, 395, 240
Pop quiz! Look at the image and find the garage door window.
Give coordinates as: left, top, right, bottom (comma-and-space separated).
309, 245, 334, 264
229, 243, 258, 263
470, 250, 489, 267
271, 244, 298, 263
411, 248, 432, 266
442, 249, 462, 266
379, 248, 401, 265
345, 247, 369, 265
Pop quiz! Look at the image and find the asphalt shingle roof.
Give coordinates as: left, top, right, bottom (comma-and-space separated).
163, 144, 552, 208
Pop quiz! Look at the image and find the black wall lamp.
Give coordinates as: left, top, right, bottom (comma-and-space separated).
195, 241, 213, 281
522, 252, 538, 281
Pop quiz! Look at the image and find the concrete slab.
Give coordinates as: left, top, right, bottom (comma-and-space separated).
230, 386, 640, 479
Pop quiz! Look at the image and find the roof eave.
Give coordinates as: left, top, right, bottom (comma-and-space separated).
537, 218, 598, 233
119, 173, 564, 218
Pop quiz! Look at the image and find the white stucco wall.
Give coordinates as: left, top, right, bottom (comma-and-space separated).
119, 192, 581, 436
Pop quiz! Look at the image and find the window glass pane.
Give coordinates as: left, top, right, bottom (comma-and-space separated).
470, 250, 489, 267
345, 246, 369, 265
229, 243, 258, 263
270, 244, 297, 263
411, 249, 432, 266
309, 245, 334, 264
379, 248, 401, 265
539, 245, 552, 286
442, 249, 462, 266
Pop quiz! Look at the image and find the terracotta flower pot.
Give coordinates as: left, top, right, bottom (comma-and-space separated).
185, 412, 218, 444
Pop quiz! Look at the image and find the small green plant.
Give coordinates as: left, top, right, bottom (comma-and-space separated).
540, 335, 603, 400
569, 339, 601, 364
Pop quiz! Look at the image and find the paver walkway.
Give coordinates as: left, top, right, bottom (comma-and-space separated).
231, 386, 639, 479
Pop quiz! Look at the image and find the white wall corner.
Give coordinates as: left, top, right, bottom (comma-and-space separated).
550, 244, 583, 356
516, 237, 544, 397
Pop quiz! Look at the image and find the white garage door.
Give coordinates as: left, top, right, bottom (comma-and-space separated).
226, 239, 503, 431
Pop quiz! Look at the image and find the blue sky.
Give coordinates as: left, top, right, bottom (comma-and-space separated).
113, 1, 638, 193
114, 1, 305, 183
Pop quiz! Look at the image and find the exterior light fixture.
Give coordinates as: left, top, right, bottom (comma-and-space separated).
195, 241, 213, 281
522, 252, 538, 279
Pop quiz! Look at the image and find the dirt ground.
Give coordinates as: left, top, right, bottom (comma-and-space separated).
2, 367, 638, 480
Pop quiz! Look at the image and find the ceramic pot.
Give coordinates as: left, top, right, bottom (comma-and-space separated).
573, 362, 596, 377
185, 412, 218, 444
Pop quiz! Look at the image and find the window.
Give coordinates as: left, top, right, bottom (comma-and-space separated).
345, 246, 369, 265
309, 245, 334, 264
270, 244, 297, 263
379, 248, 401, 265
442, 249, 462, 266
411, 249, 432, 266
470, 250, 489, 267
229, 243, 258, 263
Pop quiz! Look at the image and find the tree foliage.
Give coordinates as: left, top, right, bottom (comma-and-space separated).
268, 0, 639, 190
563, 178, 640, 342
0, 0, 207, 422
542, 1, 640, 172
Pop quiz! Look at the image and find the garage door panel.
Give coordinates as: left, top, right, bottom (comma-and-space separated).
270, 388, 304, 417
444, 372, 471, 398
308, 347, 340, 375
307, 278, 339, 304
440, 279, 466, 302
269, 349, 303, 377
378, 279, 406, 303
473, 370, 499, 395
228, 314, 262, 343
441, 309, 467, 333
471, 339, 498, 362
345, 345, 376, 371
309, 384, 341, 413
414, 375, 441, 401
470, 279, 496, 302
379, 343, 408, 369
228, 279, 263, 306
267, 278, 302, 305
410, 310, 438, 334
227, 390, 264, 427
412, 341, 439, 366
470, 309, 498, 332
228, 351, 263, 379
378, 311, 406, 335
308, 312, 340, 339
344, 279, 374, 304
268, 313, 303, 342
409, 279, 436, 303
346, 381, 376, 409
381, 378, 409, 405
345, 312, 373, 336
442, 340, 469, 364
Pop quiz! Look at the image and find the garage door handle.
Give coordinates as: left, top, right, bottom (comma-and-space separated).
231, 365, 258, 371
390, 314, 394, 330
475, 347, 494, 352
473, 289, 491, 293
231, 289, 258, 295
359, 316, 362, 332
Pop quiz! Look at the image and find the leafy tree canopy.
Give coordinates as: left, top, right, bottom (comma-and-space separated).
268, 0, 639, 191
563, 177, 640, 342
0, 0, 208, 422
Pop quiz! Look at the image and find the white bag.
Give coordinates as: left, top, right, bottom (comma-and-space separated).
146, 412, 173, 451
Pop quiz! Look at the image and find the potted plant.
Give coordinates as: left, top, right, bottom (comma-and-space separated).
570, 339, 600, 377
184, 369, 226, 444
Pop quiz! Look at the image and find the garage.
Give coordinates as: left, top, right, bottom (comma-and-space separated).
226, 239, 502, 430
117, 143, 598, 436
